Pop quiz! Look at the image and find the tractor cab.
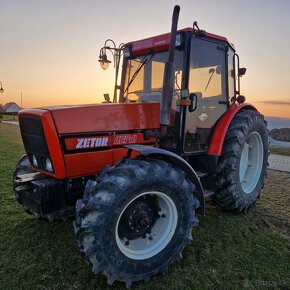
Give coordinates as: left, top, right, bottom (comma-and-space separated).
106, 27, 241, 154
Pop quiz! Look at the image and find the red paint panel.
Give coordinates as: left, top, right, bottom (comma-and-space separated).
208, 103, 257, 156
64, 142, 153, 178
63, 133, 155, 177
64, 150, 114, 178
64, 147, 143, 178
18, 109, 67, 179
48, 103, 160, 134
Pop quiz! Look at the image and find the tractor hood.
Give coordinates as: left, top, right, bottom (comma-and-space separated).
21, 102, 160, 134
18, 102, 160, 179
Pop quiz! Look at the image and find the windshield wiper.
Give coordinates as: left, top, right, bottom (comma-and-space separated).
124, 52, 154, 95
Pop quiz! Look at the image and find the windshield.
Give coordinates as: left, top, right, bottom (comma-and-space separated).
123, 50, 184, 103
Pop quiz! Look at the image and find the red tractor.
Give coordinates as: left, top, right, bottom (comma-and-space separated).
13, 6, 268, 288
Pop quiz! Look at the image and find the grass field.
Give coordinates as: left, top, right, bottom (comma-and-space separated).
0, 122, 289, 290
270, 147, 290, 157
0, 114, 18, 122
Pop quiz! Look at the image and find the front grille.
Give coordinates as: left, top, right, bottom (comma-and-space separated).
19, 115, 52, 172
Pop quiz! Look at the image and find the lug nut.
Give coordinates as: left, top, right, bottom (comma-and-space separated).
158, 210, 167, 218
122, 238, 130, 246
146, 232, 155, 241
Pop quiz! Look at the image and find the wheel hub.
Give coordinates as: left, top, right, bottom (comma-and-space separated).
115, 191, 178, 260
119, 196, 159, 240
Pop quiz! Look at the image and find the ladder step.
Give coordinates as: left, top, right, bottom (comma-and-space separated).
204, 190, 214, 198
196, 171, 208, 178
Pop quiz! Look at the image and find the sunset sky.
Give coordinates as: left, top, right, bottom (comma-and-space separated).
1, 0, 289, 118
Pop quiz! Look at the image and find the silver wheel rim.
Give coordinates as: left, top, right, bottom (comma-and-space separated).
115, 191, 178, 260
239, 131, 264, 194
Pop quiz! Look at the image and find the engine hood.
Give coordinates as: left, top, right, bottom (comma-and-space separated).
22, 102, 160, 134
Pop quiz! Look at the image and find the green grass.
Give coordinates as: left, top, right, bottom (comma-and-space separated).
0, 113, 18, 122
270, 147, 290, 157
0, 122, 289, 289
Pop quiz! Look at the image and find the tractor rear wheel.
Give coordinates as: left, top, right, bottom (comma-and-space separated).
213, 109, 268, 212
74, 157, 200, 287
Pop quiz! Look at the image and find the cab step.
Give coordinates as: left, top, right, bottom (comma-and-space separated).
196, 171, 208, 178
204, 190, 214, 198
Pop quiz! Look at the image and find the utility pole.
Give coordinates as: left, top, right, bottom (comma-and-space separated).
21, 92, 23, 108
0, 81, 4, 93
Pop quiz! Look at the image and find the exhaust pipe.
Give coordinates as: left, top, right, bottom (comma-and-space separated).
160, 5, 180, 135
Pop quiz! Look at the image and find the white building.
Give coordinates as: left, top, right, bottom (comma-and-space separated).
2, 102, 21, 112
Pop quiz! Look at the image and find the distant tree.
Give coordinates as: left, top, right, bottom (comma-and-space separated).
269, 128, 290, 142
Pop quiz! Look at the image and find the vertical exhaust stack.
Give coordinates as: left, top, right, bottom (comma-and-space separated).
160, 5, 180, 136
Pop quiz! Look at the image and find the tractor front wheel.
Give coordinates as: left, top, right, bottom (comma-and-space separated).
13, 155, 34, 215
213, 109, 268, 212
74, 157, 200, 287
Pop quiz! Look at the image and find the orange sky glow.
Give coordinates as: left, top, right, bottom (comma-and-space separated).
0, 0, 289, 118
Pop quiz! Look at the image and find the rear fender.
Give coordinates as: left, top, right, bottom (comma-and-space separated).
125, 144, 206, 215
208, 103, 257, 156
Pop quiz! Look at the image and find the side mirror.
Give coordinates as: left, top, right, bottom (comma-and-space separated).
189, 93, 197, 112
238, 67, 247, 77
103, 93, 111, 103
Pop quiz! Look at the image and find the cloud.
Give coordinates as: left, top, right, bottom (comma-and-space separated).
258, 100, 290, 106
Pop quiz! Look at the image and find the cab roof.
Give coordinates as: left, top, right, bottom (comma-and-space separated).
127, 27, 234, 56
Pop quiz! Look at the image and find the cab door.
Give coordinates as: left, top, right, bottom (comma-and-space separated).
184, 37, 228, 153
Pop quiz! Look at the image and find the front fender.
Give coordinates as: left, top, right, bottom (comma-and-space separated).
124, 144, 206, 215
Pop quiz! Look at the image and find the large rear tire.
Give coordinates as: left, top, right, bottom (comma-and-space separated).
213, 109, 268, 212
74, 157, 200, 287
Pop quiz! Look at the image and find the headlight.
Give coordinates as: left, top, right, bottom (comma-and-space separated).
45, 158, 53, 172
32, 155, 38, 167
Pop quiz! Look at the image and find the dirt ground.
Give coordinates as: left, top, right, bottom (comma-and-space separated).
255, 169, 290, 240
